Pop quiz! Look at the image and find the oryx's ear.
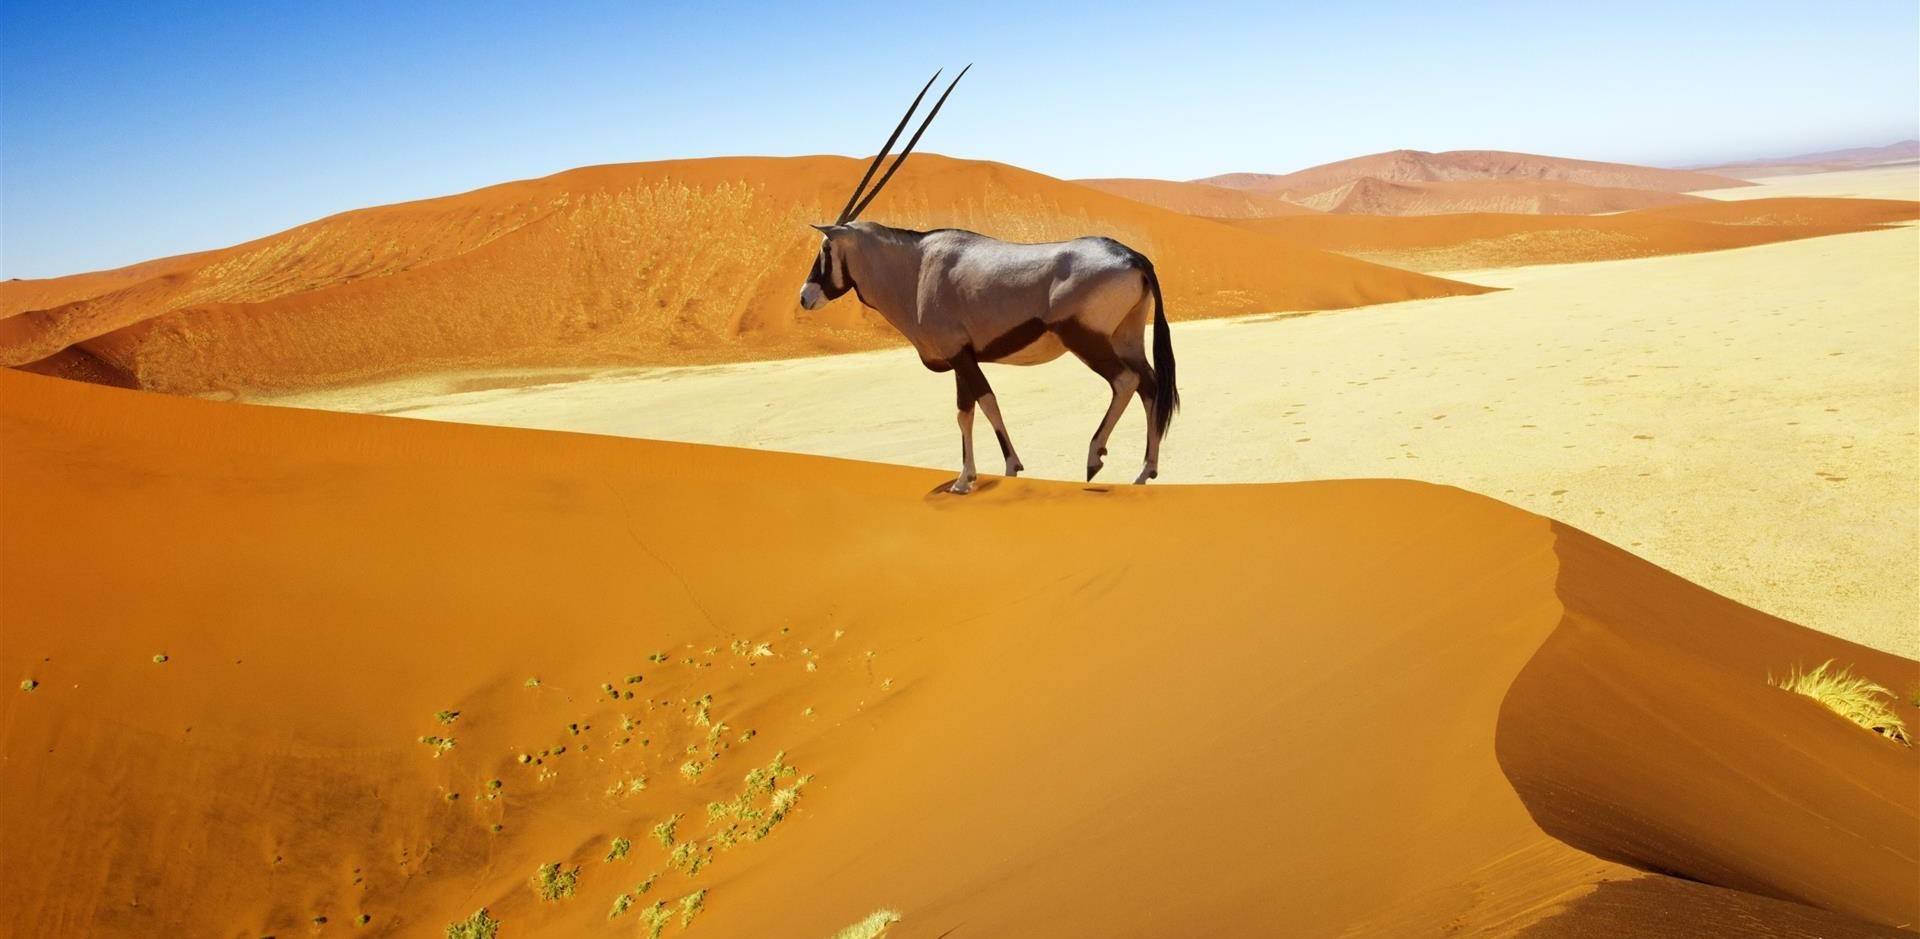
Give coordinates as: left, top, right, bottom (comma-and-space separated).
810, 223, 844, 237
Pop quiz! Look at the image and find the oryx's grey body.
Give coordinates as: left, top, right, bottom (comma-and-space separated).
802, 221, 1177, 491
797, 66, 1179, 493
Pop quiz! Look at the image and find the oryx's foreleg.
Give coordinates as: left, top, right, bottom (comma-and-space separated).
951, 372, 979, 495
953, 354, 1023, 480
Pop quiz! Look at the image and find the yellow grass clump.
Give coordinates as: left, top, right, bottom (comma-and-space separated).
1770, 659, 1910, 745
827, 909, 903, 939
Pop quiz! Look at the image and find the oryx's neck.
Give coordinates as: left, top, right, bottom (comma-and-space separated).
842, 224, 927, 331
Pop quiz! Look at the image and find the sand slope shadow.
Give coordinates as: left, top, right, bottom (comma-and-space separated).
1496, 522, 1918, 932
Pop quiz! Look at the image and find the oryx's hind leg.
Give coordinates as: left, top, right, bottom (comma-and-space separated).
953, 354, 1023, 481
1132, 359, 1163, 484
1056, 322, 1136, 481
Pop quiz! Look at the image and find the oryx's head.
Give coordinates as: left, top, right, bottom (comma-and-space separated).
800, 65, 969, 312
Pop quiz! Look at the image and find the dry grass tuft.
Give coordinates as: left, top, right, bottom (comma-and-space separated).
828, 909, 903, 939
1771, 659, 1910, 745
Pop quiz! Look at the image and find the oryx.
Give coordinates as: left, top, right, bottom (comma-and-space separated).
799, 67, 1178, 494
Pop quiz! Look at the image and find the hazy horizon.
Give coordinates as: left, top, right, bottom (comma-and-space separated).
4, 0, 1916, 279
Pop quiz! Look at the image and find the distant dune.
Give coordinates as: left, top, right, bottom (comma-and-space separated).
3, 369, 1913, 937
1281, 176, 1706, 216
1229, 196, 1920, 270
1698, 139, 1920, 179
1071, 177, 1319, 218
1201, 148, 1751, 196
0, 155, 1483, 395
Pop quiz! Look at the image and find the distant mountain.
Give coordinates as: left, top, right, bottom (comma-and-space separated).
1692, 140, 1919, 179
1199, 149, 1750, 199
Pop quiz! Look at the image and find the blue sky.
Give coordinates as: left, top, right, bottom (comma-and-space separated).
3, 1, 1916, 278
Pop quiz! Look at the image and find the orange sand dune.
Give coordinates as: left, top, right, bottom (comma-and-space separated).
1201, 148, 1751, 196
1283, 176, 1707, 216
1071, 177, 1319, 217
1229, 196, 1920, 270
3, 369, 1912, 938
0, 155, 1482, 395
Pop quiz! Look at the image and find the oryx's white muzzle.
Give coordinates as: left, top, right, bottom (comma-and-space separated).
799, 282, 827, 310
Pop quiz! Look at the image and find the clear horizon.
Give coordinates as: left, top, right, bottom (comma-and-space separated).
4, 0, 1917, 279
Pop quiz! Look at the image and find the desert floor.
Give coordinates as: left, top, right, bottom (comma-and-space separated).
263, 168, 1920, 656
1692, 163, 1919, 201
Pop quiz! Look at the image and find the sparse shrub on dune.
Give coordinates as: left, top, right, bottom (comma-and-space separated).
829, 910, 903, 939
444, 908, 500, 939
652, 814, 680, 848
19, 679, 36, 692
606, 836, 631, 862
706, 751, 813, 847
531, 861, 580, 901
642, 901, 672, 939
679, 889, 707, 926
1771, 659, 1911, 745
609, 892, 633, 919
418, 735, 455, 753
669, 840, 707, 875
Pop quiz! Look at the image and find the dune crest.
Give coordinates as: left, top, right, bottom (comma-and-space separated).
2, 370, 1911, 937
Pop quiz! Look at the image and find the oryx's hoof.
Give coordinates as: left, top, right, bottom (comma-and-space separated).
1006, 461, 1024, 477
1132, 467, 1158, 485
1086, 460, 1104, 481
949, 477, 975, 495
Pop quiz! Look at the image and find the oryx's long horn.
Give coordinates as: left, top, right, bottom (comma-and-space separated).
845, 63, 970, 222
837, 70, 943, 224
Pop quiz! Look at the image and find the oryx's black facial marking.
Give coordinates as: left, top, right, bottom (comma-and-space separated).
807, 236, 852, 300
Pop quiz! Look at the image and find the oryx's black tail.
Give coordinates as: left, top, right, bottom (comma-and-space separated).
1141, 257, 1178, 438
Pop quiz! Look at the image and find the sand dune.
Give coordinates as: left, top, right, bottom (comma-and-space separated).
0, 155, 1482, 395
1, 369, 1912, 938
1071, 177, 1319, 217
1228, 196, 1919, 269
1201, 148, 1750, 196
